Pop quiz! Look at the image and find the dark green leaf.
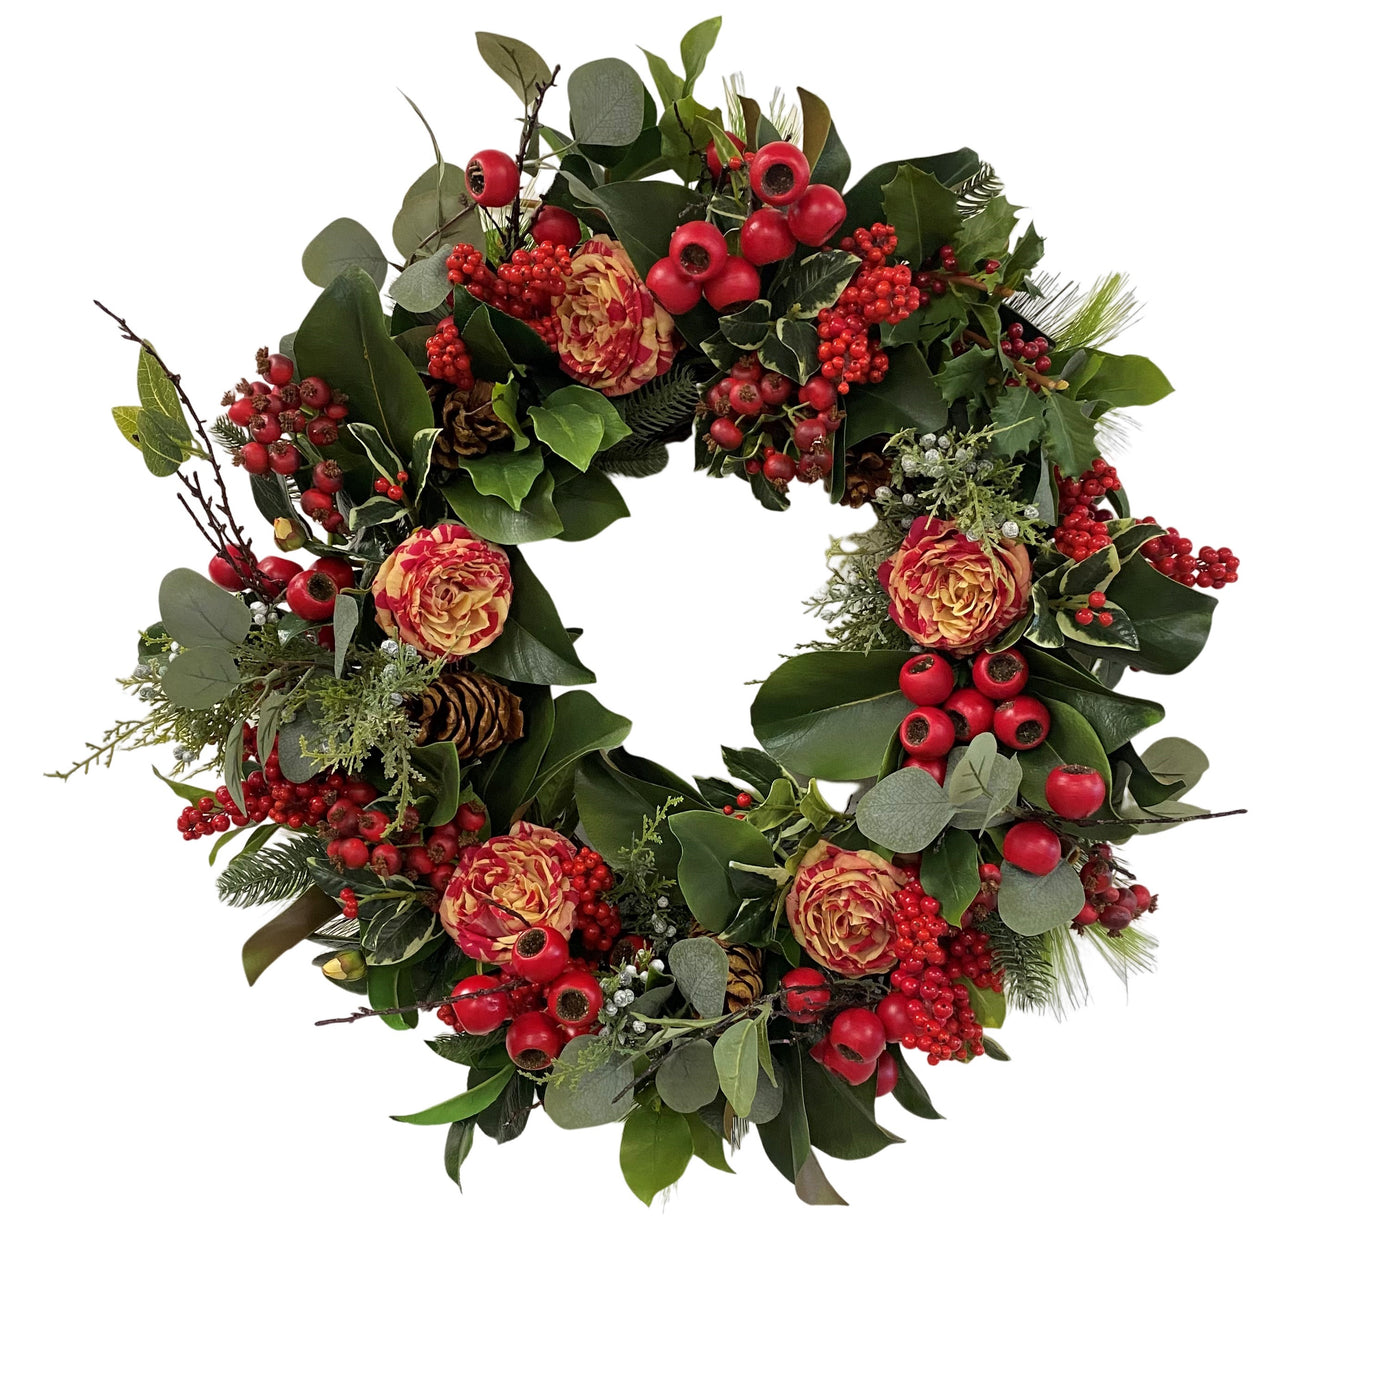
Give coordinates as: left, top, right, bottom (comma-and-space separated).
444, 1119, 475, 1189
466, 444, 546, 511
842, 345, 948, 444
391, 1065, 514, 1125
775, 250, 862, 319
1024, 650, 1165, 753
478, 684, 553, 831
687, 1112, 734, 1172
800, 1055, 903, 1160
888, 1044, 943, 1120
919, 828, 981, 925
410, 741, 461, 827
1101, 553, 1217, 674
880, 164, 963, 269
553, 465, 630, 540
441, 468, 563, 544
242, 888, 339, 985
1081, 352, 1173, 408
472, 549, 594, 686
990, 385, 1043, 455
526, 690, 632, 802
670, 810, 776, 934
1041, 392, 1099, 477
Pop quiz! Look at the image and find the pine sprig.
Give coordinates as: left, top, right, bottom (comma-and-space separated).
594, 438, 671, 478
217, 832, 324, 907
610, 364, 701, 444
211, 414, 249, 456
983, 913, 1060, 1013
1008, 272, 1141, 349
955, 161, 1005, 215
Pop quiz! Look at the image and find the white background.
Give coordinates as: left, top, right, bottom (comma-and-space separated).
3, 2, 1392, 1395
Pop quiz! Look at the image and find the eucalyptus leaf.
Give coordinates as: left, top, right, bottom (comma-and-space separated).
655, 1039, 720, 1114
997, 860, 1086, 937
855, 765, 953, 853
542, 1038, 636, 1128
158, 568, 251, 649
667, 936, 730, 1019
569, 58, 646, 147
161, 647, 241, 710
302, 217, 388, 290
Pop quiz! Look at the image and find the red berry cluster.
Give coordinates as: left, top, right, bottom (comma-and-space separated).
721, 791, 754, 817
815, 224, 918, 393
704, 355, 842, 488
223, 349, 348, 479
1074, 844, 1156, 931
425, 315, 474, 388
446, 242, 573, 350
175, 786, 253, 840
998, 320, 1053, 379
325, 797, 488, 895
1053, 458, 1122, 560
1139, 523, 1240, 590
563, 847, 623, 955
372, 467, 410, 503
1072, 590, 1115, 629
882, 883, 999, 1065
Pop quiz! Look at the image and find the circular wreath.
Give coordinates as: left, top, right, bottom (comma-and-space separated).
63, 21, 1241, 1205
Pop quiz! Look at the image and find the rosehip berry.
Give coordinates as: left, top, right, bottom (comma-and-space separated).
262, 352, 295, 387
669, 221, 728, 282
900, 706, 956, 759
326, 799, 361, 834
450, 975, 510, 1035
1002, 821, 1062, 877
1129, 884, 1156, 913
780, 967, 831, 1023
505, 1011, 562, 1070
466, 149, 520, 206
312, 556, 355, 591
758, 371, 794, 407
971, 647, 1029, 700
284, 568, 339, 621
750, 141, 811, 206
424, 825, 459, 865
456, 804, 487, 834
739, 207, 797, 265
702, 256, 760, 310
899, 653, 956, 706
993, 696, 1052, 750
728, 355, 763, 384
311, 460, 344, 494
299, 376, 332, 410
530, 205, 580, 247
370, 843, 402, 878
256, 556, 301, 589
307, 415, 338, 447
829, 1007, 885, 1063
510, 926, 570, 984
709, 416, 744, 451
208, 549, 255, 591
902, 754, 947, 784
877, 993, 918, 1043
791, 415, 830, 453
728, 380, 764, 416
704, 131, 745, 179
338, 837, 370, 870
227, 396, 255, 427
546, 971, 604, 1027
874, 1051, 899, 1097
786, 184, 847, 246
944, 688, 995, 742
240, 441, 270, 474
249, 412, 283, 445
1044, 764, 1107, 820
763, 452, 796, 483
645, 258, 702, 314
798, 375, 838, 412
357, 809, 390, 842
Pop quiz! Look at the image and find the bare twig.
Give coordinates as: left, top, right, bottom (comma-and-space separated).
315, 977, 527, 1028
504, 64, 561, 257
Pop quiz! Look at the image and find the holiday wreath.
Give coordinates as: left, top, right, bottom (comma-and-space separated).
60, 21, 1242, 1204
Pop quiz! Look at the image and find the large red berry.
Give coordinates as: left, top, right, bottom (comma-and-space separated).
450, 975, 510, 1035
531, 205, 580, 247
466, 149, 519, 206
874, 1051, 899, 1097
739, 208, 796, 265
1002, 820, 1062, 876
505, 1011, 562, 1069
702, 256, 760, 310
256, 556, 301, 588
993, 696, 1052, 750
944, 688, 995, 742
877, 993, 918, 1043
208, 548, 256, 591
510, 926, 570, 984
786, 184, 847, 246
645, 258, 701, 314
829, 1008, 885, 1063
312, 556, 355, 591
780, 967, 830, 1023
546, 971, 603, 1027
750, 141, 811, 206
338, 837, 370, 870
971, 648, 1029, 700
669, 221, 728, 282
900, 706, 955, 759
899, 653, 956, 707
1045, 764, 1107, 820
284, 568, 338, 621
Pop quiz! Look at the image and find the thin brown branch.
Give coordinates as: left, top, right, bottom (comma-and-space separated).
504, 64, 561, 257
315, 977, 527, 1028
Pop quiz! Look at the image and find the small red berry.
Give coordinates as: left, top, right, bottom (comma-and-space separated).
338, 837, 370, 870
902, 754, 947, 784
709, 416, 744, 451
704, 131, 745, 179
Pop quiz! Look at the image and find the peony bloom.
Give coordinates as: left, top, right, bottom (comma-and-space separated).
878, 515, 1032, 656
439, 822, 580, 964
784, 841, 907, 978
556, 235, 678, 396
372, 522, 511, 658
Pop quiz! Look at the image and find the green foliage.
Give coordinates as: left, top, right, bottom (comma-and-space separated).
217, 832, 324, 908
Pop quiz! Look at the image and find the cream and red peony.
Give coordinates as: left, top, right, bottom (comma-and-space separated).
438, 821, 580, 964
878, 515, 1032, 656
556, 235, 678, 396
784, 841, 908, 978
371, 522, 511, 658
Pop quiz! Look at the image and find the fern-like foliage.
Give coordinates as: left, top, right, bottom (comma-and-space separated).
612, 364, 702, 443
211, 413, 248, 456
1007, 272, 1141, 349
955, 161, 1004, 215
217, 831, 323, 908
984, 913, 1060, 1013
595, 438, 671, 478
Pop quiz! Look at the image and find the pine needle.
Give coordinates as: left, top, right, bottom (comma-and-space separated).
1008, 272, 1141, 348
955, 162, 1004, 215
217, 832, 323, 908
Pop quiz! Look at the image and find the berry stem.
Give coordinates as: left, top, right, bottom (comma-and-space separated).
963, 330, 1069, 391
504, 64, 561, 258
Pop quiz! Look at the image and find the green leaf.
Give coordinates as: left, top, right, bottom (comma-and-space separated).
718, 299, 772, 350
679, 17, 722, 90
392, 163, 473, 260
641, 49, 683, 106
842, 345, 948, 444
775, 250, 863, 319
222, 723, 247, 815
756, 1046, 811, 1182
1041, 392, 1099, 477
302, 217, 388, 290
1139, 736, 1209, 798
136, 347, 185, 423
574, 749, 700, 875
666, 936, 731, 1019
466, 443, 546, 511
367, 962, 416, 1030
526, 690, 632, 802
800, 1055, 903, 1159
133, 408, 191, 474
565, 179, 697, 293
919, 828, 982, 925
391, 1066, 514, 1125
111, 405, 142, 451
296, 269, 434, 460
331, 592, 358, 679
760, 318, 821, 382
388, 244, 452, 313
880, 164, 963, 269
1101, 553, 1217, 674
751, 650, 912, 782
526, 408, 604, 473
956, 194, 1020, 267
982, 1035, 1011, 1062
714, 1018, 762, 1118
997, 860, 1086, 936
620, 1100, 692, 1204
569, 58, 646, 147
887, 1044, 943, 1120
935, 345, 998, 405
158, 568, 251, 648
410, 741, 462, 827
964, 981, 1006, 1029
1024, 650, 1165, 753
856, 766, 953, 853
151, 764, 213, 805
444, 1119, 475, 1189
277, 705, 332, 784
475, 31, 552, 102
161, 646, 241, 710
542, 1038, 637, 1128
656, 1040, 720, 1113
441, 468, 564, 544
541, 386, 629, 450
1082, 352, 1173, 408
553, 465, 630, 541
687, 1112, 734, 1172
472, 549, 594, 686
478, 684, 553, 831
990, 385, 1043, 456
1016, 698, 1113, 810
360, 898, 438, 966
242, 887, 339, 985
670, 810, 776, 934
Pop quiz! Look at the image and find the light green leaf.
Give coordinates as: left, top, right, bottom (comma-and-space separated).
388, 244, 452, 313
855, 767, 953, 853
467, 444, 546, 510
679, 17, 722, 91
391, 1066, 514, 1125
302, 217, 388, 290
111, 405, 142, 449
1139, 736, 1209, 798
331, 592, 358, 678
714, 1018, 762, 1118
137, 348, 184, 422
569, 58, 646, 147
135, 408, 193, 474
475, 32, 552, 103
619, 1101, 692, 1205
158, 568, 251, 649
667, 936, 730, 1019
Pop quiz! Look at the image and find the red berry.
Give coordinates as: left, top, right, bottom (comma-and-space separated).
510, 926, 570, 984
338, 837, 370, 870
645, 258, 702, 314
705, 131, 745, 179
899, 653, 955, 707
780, 967, 830, 1023
877, 993, 918, 1043
505, 1011, 562, 1069
208, 548, 256, 591
757, 371, 794, 407
762, 452, 796, 483
993, 696, 1052, 750
786, 184, 847, 246
902, 754, 947, 784
944, 688, 995, 742
357, 809, 390, 842
1002, 821, 1061, 877
728, 380, 764, 417
1045, 764, 1107, 820
971, 648, 1029, 700
227, 397, 255, 427
669, 221, 728, 282
702, 256, 760, 310
798, 374, 838, 412
899, 706, 956, 759
531, 205, 580, 248
450, 975, 510, 1035
370, 843, 402, 878
256, 556, 300, 588
709, 416, 744, 451
546, 971, 604, 1027
739, 207, 796, 265
299, 376, 332, 410
239, 441, 270, 475
750, 141, 811, 206
284, 568, 338, 621
829, 1007, 885, 1063
310, 460, 343, 494
465, 149, 520, 206
874, 1051, 899, 1097
263, 353, 295, 387
312, 556, 355, 591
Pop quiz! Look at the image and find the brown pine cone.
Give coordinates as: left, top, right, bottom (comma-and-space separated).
431, 381, 512, 467
724, 944, 765, 1012
405, 669, 524, 763
841, 446, 893, 508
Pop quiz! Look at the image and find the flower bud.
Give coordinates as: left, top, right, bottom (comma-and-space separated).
321, 949, 367, 982
273, 517, 307, 552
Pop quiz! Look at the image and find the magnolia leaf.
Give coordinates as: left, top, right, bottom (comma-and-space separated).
242, 887, 339, 985
391, 1066, 514, 1125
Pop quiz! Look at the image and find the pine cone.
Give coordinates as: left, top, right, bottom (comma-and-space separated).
724, 944, 765, 1012
431, 381, 512, 467
405, 669, 524, 763
841, 446, 893, 508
